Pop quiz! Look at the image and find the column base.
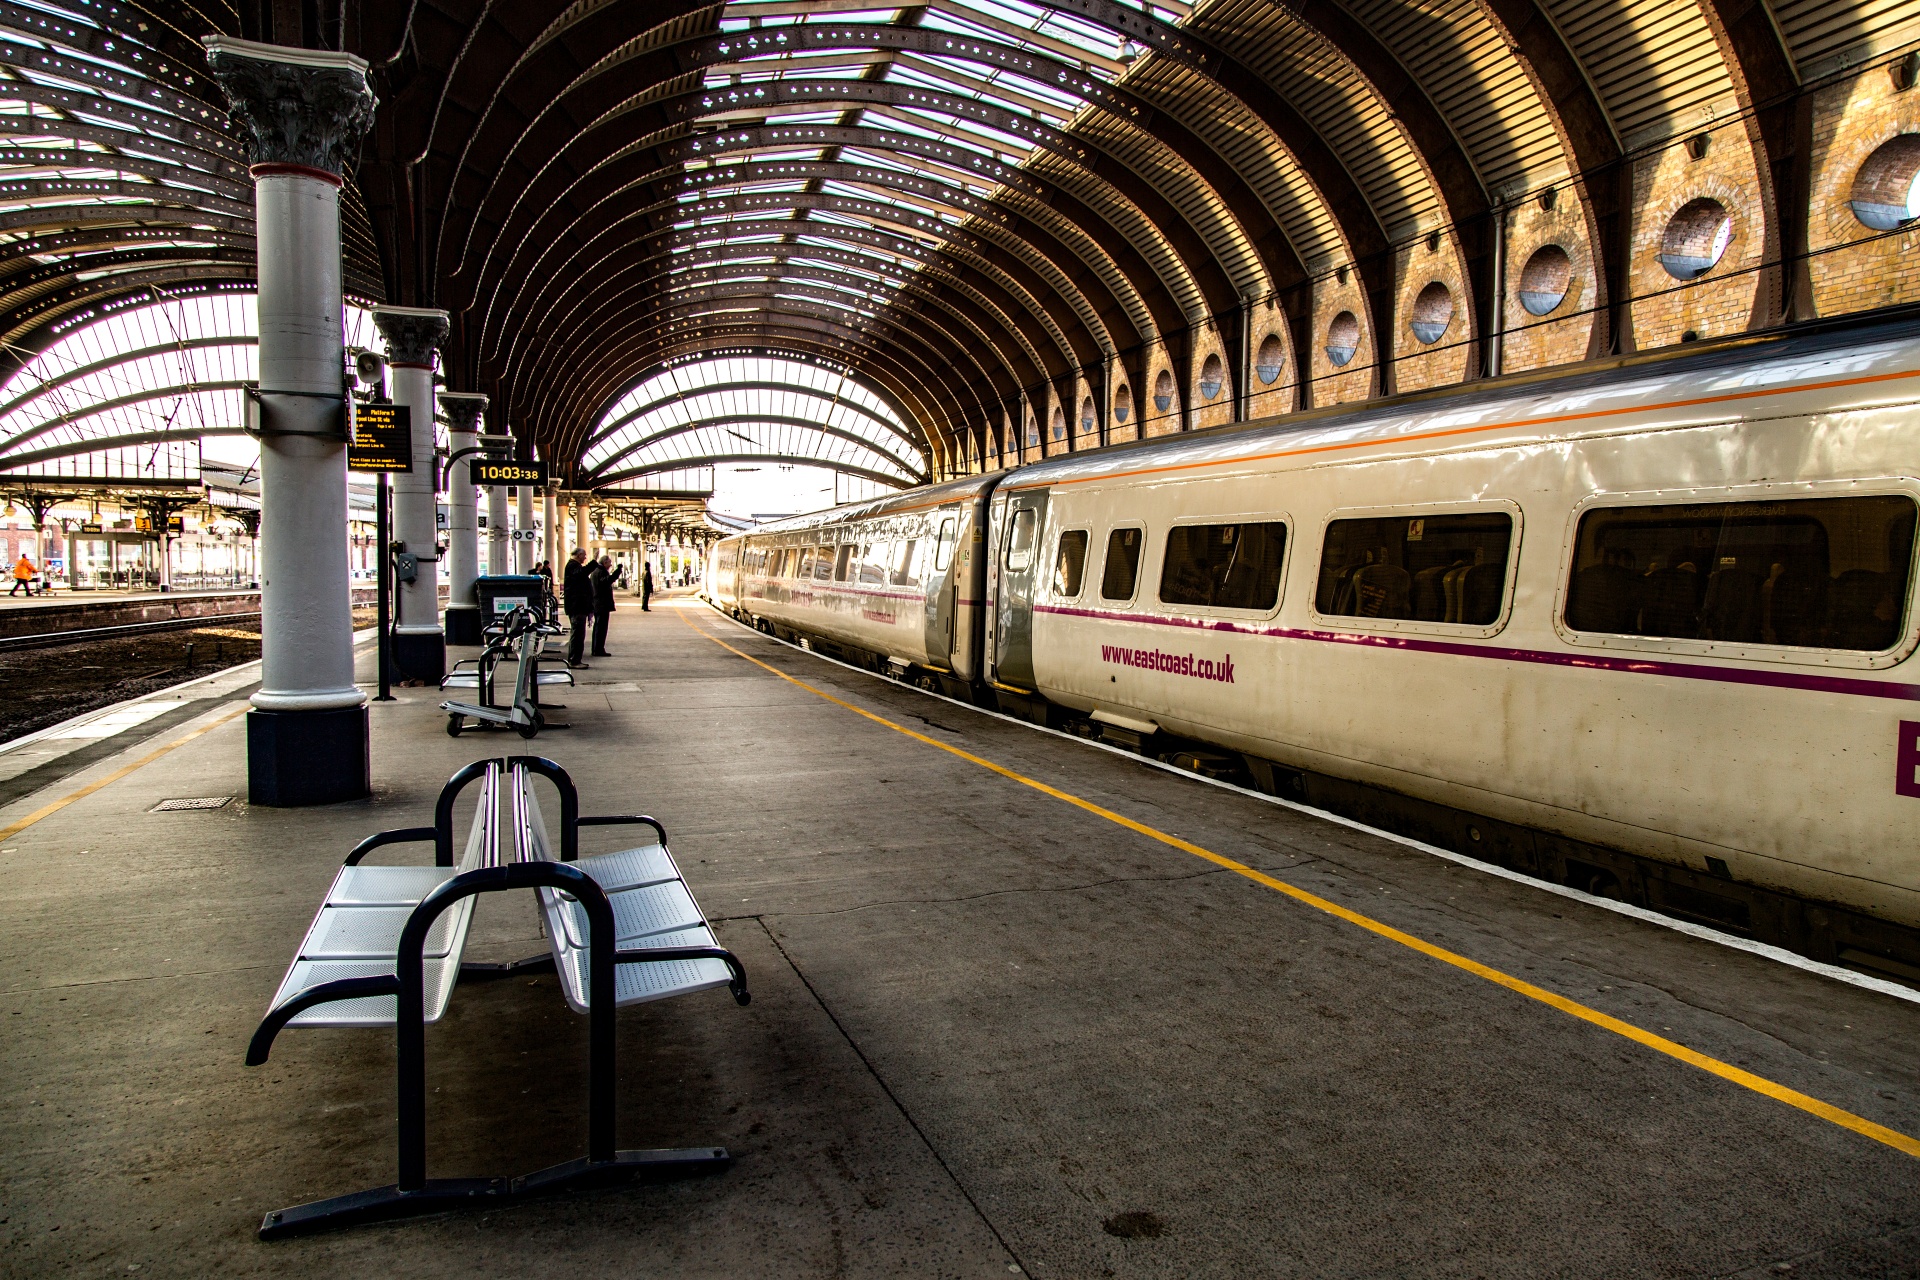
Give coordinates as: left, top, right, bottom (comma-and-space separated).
248, 706, 370, 807
392, 630, 446, 683
445, 606, 483, 646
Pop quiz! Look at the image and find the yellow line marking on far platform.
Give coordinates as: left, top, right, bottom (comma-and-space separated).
677, 605, 1920, 1162
0, 703, 249, 843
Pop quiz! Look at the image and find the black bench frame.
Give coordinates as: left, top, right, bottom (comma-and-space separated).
245, 756, 749, 1240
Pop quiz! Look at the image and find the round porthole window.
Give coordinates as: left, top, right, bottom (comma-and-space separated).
1080, 395, 1095, 434
1025, 418, 1039, 448
1658, 198, 1733, 280
1113, 383, 1131, 423
1198, 353, 1223, 400
1050, 407, 1065, 442
1850, 134, 1920, 231
1255, 333, 1285, 385
1325, 311, 1359, 367
1153, 369, 1173, 412
1409, 281, 1452, 345
1517, 244, 1572, 316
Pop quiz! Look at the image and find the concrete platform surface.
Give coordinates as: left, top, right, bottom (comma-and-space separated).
3, 600, 1919, 1278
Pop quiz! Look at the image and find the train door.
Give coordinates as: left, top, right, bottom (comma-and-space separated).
992, 489, 1048, 689
923, 506, 961, 668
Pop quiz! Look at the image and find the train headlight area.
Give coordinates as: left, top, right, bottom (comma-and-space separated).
6, 593, 1920, 1274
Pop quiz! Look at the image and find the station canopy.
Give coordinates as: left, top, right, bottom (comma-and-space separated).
0, 0, 1900, 515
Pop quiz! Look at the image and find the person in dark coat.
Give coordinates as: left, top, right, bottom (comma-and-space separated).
590, 554, 618, 656
561, 548, 593, 667
640, 560, 654, 611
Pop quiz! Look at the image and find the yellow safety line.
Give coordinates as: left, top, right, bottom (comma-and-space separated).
676, 606, 1920, 1161
0, 703, 249, 844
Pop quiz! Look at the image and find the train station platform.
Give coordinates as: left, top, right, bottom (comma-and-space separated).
5, 600, 1920, 1277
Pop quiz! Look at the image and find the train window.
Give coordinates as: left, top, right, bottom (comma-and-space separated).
833, 544, 854, 581
812, 546, 834, 582
1564, 494, 1917, 650
1316, 513, 1513, 624
1054, 530, 1089, 597
795, 547, 814, 579
1101, 527, 1142, 600
892, 539, 921, 588
933, 517, 957, 572
1160, 523, 1287, 611
858, 541, 889, 585
1006, 508, 1038, 571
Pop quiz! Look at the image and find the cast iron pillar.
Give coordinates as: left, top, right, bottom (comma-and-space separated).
371, 306, 449, 682
204, 36, 374, 807
487, 469, 508, 574
438, 392, 487, 645
573, 497, 590, 556
543, 487, 558, 575
515, 483, 535, 573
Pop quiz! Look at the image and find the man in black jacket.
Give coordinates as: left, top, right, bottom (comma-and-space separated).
561, 548, 594, 668
590, 554, 618, 656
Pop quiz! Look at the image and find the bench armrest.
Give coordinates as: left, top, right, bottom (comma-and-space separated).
247, 974, 402, 1065
615, 945, 750, 1006
344, 827, 440, 865
576, 814, 668, 844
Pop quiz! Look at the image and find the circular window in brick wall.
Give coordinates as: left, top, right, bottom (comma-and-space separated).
1409, 281, 1453, 344
1850, 134, 1920, 231
1153, 369, 1174, 412
1325, 310, 1359, 367
1198, 353, 1224, 399
1025, 418, 1039, 448
1113, 383, 1131, 423
1255, 333, 1285, 384
1050, 407, 1066, 442
1658, 198, 1733, 280
1517, 244, 1571, 316
1080, 396, 1095, 433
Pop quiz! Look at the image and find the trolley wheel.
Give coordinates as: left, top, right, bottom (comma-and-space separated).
446, 714, 463, 738
514, 710, 544, 740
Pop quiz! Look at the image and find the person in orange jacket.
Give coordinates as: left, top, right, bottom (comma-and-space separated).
10, 553, 35, 597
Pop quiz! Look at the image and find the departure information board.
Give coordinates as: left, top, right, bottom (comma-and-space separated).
347, 402, 412, 472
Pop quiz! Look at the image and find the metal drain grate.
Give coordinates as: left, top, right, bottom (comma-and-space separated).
150, 796, 232, 812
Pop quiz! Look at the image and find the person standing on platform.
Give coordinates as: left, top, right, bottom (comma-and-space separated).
10, 553, 34, 597
534, 559, 555, 622
562, 548, 593, 668
590, 554, 617, 657
640, 559, 654, 611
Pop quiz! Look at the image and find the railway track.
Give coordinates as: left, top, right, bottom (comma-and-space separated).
0, 610, 263, 654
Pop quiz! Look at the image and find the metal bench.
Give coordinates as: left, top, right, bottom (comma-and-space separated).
243, 756, 749, 1240
251, 760, 501, 1032
511, 757, 749, 1013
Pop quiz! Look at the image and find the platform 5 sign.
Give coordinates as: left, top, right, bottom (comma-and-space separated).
348, 403, 412, 473
472, 459, 548, 487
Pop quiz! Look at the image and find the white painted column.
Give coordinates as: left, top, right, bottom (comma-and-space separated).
573, 497, 590, 557
543, 487, 558, 574
372, 306, 449, 680
438, 392, 486, 645
203, 36, 375, 805
516, 483, 534, 573
488, 477, 508, 574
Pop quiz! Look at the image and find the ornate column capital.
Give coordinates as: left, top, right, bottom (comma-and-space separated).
438, 392, 489, 434
371, 306, 451, 368
201, 38, 374, 182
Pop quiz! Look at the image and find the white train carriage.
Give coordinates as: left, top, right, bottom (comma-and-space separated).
714, 475, 995, 682
714, 317, 1920, 977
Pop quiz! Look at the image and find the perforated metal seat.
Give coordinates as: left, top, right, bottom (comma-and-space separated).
261, 763, 499, 1029
513, 766, 734, 1013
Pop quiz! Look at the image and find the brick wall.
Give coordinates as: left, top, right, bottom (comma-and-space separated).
1807, 65, 1920, 316
1627, 126, 1770, 348
1245, 298, 1297, 419
1390, 231, 1474, 393
1499, 187, 1603, 372
1187, 322, 1235, 430
1141, 340, 1183, 438
1308, 270, 1376, 407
